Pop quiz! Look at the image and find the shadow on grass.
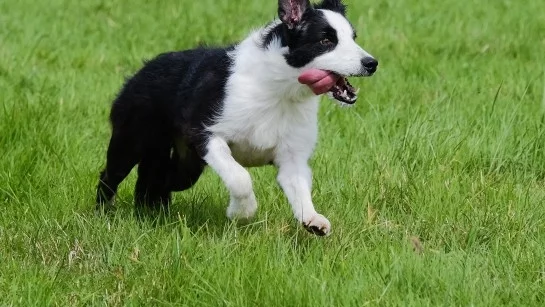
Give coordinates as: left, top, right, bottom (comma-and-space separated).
94, 195, 266, 237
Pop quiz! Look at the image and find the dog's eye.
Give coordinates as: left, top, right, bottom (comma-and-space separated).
320, 38, 332, 46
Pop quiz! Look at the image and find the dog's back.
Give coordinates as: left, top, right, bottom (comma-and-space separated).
110, 48, 233, 137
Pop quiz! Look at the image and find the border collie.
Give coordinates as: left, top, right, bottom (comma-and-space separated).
96, 0, 378, 236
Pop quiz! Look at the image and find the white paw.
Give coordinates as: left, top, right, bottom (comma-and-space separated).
302, 213, 331, 236
226, 194, 257, 223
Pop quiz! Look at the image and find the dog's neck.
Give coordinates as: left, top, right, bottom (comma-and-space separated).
224, 20, 315, 104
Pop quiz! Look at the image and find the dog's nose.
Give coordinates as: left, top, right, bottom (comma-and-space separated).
362, 57, 378, 73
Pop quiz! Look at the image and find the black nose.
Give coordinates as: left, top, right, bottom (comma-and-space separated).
362, 57, 378, 73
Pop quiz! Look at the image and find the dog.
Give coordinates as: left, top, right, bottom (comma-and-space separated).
96, 0, 378, 236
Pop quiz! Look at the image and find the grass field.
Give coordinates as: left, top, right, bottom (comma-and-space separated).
1, 0, 545, 305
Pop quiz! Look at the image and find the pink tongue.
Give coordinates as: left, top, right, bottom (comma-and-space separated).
298, 69, 340, 95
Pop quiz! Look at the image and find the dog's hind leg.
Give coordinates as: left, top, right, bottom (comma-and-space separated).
168, 141, 205, 192
134, 139, 172, 210
96, 130, 141, 209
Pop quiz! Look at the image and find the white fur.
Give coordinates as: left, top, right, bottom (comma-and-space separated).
203, 137, 257, 221
204, 11, 371, 235
309, 10, 374, 76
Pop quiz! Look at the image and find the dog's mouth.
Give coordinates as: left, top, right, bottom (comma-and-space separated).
297, 69, 359, 105
327, 74, 357, 104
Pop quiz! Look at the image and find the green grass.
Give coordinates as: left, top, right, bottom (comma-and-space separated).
1, 0, 545, 305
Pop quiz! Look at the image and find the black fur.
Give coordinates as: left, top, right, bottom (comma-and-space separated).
96, 48, 233, 209
262, 22, 288, 49
265, 0, 352, 68
314, 0, 346, 15
283, 10, 339, 67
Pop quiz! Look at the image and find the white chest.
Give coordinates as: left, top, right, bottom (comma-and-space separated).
208, 97, 319, 167
206, 40, 320, 166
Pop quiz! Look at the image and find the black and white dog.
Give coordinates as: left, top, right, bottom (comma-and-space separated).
96, 0, 377, 236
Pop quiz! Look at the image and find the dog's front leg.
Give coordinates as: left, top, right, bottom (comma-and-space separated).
204, 137, 257, 222
275, 156, 331, 236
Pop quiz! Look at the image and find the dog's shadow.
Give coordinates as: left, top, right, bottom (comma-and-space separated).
138, 199, 228, 234
96, 194, 264, 237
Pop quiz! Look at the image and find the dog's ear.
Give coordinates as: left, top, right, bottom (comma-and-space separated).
278, 0, 311, 29
315, 0, 346, 15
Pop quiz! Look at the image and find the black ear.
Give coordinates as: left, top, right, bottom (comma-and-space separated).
278, 0, 311, 29
315, 0, 346, 15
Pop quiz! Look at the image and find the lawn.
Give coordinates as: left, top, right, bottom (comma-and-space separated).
1, 0, 545, 305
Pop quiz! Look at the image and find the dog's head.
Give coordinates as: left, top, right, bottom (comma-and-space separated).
278, 0, 377, 104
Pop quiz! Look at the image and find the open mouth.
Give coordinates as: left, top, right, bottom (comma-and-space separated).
327, 74, 357, 104
297, 69, 360, 105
